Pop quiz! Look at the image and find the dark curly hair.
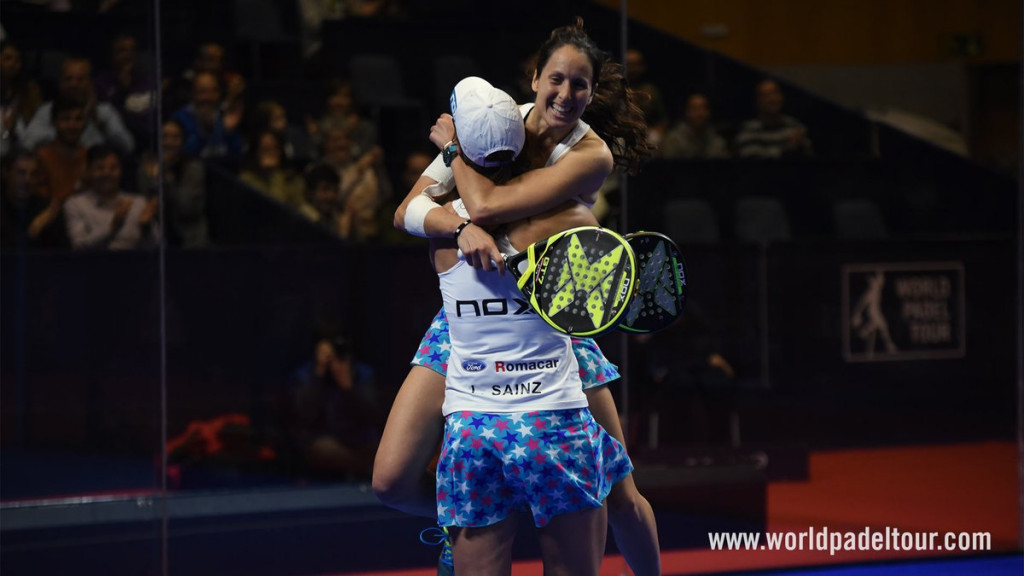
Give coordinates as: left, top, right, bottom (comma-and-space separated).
532, 17, 652, 175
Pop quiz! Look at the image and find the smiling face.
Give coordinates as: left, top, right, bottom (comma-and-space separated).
531, 45, 595, 129
256, 132, 283, 169
190, 71, 222, 127
54, 107, 87, 146
88, 152, 122, 197
322, 127, 353, 165
162, 120, 184, 165
756, 80, 783, 118
7, 155, 40, 200
311, 180, 339, 214
685, 94, 711, 128
111, 35, 137, 71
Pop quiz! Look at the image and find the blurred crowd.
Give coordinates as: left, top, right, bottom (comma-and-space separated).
1, 3, 815, 253
0, 0, 846, 483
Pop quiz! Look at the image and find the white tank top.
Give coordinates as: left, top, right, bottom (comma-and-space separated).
439, 260, 588, 416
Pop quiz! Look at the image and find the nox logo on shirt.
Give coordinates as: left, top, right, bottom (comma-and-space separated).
455, 298, 534, 317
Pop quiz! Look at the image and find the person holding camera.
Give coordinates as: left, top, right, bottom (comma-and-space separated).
285, 330, 381, 480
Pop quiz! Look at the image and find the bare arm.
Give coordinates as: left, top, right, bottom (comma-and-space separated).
449, 140, 612, 226
393, 173, 465, 238
425, 112, 613, 226
393, 173, 505, 273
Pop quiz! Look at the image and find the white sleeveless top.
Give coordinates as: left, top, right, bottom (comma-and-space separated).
422, 103, 597, 208
439, 259, 588, 416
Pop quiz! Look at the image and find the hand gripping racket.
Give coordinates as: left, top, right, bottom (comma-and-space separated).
505, 226, 637, 337
617, 231, 688, 333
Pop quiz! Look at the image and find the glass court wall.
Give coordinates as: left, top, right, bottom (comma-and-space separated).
1, 1, 1019, 574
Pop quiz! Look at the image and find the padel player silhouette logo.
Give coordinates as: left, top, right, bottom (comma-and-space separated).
842, 262, 965, 362
850, 270, 898, 358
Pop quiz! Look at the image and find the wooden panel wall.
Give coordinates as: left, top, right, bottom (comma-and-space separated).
595, 0, 1021, 65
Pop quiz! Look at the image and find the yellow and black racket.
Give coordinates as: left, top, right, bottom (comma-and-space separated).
505, 226, 637, 337
618, 231, 688, 333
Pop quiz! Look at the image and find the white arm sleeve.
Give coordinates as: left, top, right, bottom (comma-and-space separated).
421, 153, 455, 196
403, 153, 459, 237
403, 193, 440, 238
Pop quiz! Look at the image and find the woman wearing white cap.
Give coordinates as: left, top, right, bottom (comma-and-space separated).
377, 18, 659, 576
427, 74, 633, 576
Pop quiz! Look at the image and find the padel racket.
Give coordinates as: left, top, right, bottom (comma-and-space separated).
617, 231, 688, 333
505, 226, 637, 337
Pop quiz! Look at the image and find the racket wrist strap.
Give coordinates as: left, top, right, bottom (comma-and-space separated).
453, 219, 472, 240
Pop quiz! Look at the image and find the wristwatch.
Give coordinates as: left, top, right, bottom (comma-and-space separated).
442, 139, 459, 167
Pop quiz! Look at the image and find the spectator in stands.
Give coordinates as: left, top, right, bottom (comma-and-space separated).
285, 328, 381, 480
33, 94, 88, 204
137, 118, 209, 248
93, 33, 157, 150
320, 124, 381, 242
254, 100, 316, 169
309, 79, 377, 156
64, 144, 156, 250
239, 129, 306, 211
19, 56, 135, 156
298, 162, 349, 237
308, 78, 391, 199
628, 300, 738, 446
172, 70, 245, 166
165, 41, 245, 118
1, 151, 69, 250
399, 147, 433, 192
734, 79, 813, 159
375, 147, 434, 245
626, 48, 668, 147
659, 92, 730, 159
1, 40, 43, 159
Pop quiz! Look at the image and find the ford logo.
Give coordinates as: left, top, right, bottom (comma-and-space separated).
462, 360, 486, 372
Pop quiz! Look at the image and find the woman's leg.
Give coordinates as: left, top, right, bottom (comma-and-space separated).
585, 385, 662, 576
372, 365, 446, 518
536, 506, 608, 576
450, 516, 520, 576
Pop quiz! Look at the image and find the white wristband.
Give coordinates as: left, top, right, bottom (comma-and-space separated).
404, 193, 440, 238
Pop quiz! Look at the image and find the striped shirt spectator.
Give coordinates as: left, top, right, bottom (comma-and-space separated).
734, 79, 813, 159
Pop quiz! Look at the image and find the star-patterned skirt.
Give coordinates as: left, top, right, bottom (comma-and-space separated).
435, 408, 633, 528
410, 308, 620, 389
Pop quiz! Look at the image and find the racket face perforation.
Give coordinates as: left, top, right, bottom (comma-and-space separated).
527, 227, 636, 337
619, 231, 688, 333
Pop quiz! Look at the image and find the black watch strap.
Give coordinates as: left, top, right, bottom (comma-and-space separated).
442, 139, 459, 167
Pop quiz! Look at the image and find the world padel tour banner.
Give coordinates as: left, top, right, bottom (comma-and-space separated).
841, 262, 965, 362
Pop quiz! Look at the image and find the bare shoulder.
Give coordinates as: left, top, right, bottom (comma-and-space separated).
574, 130, 614, 168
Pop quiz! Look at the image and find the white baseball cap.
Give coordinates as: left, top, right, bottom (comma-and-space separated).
449, 76, 525, 168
